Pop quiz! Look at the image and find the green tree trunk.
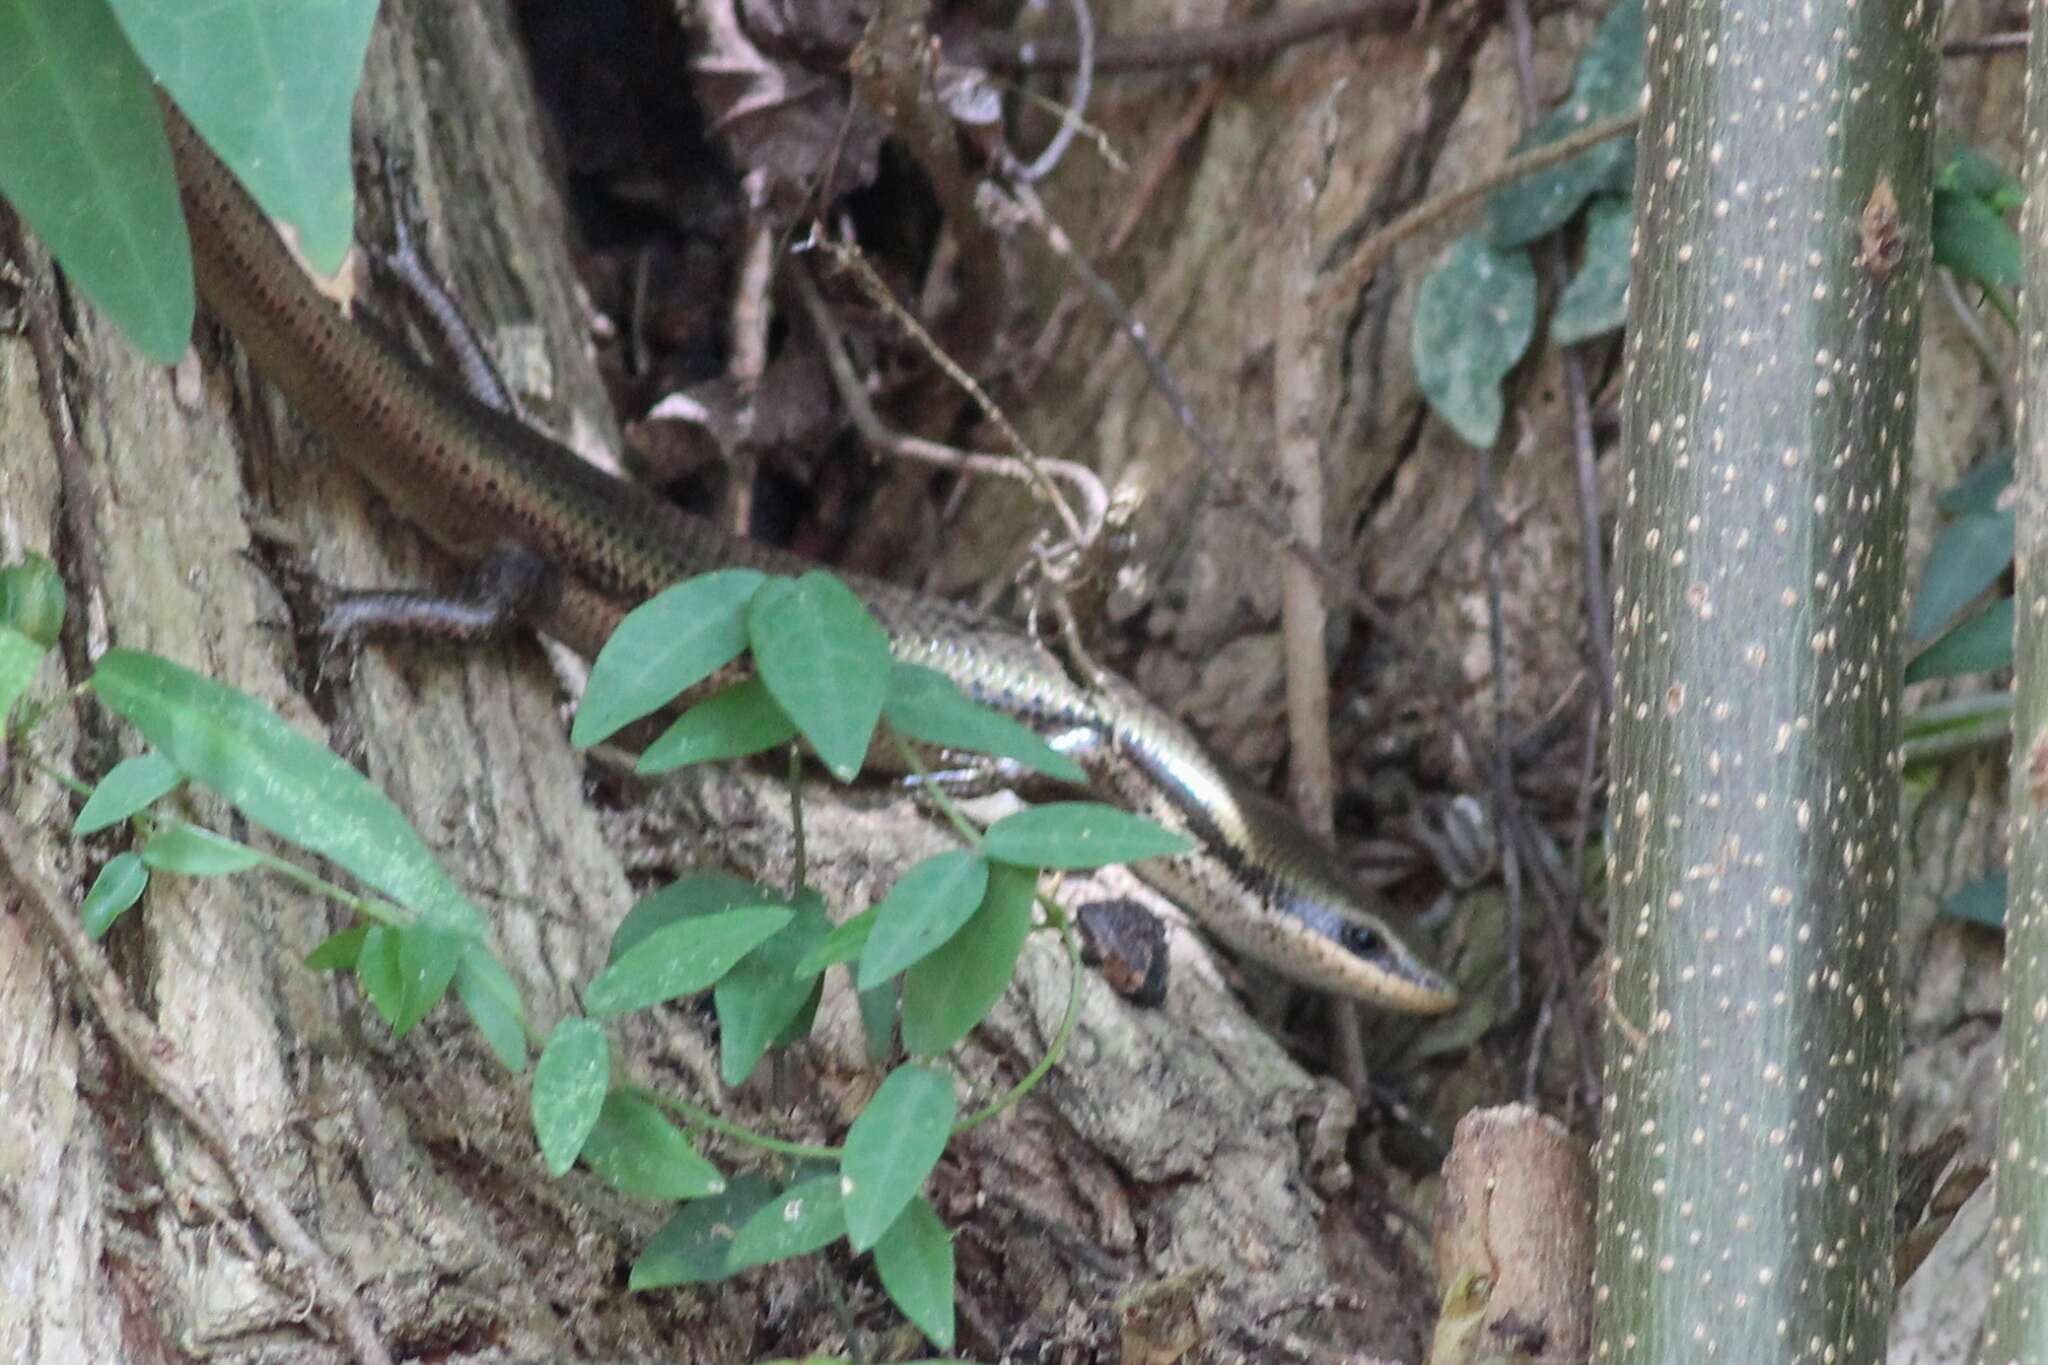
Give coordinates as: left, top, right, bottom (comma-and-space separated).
1593, 1, 1934, 1359
1983, 19, 2048, 1362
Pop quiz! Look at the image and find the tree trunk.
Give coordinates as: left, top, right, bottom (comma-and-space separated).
1981, 13, 2048, 1361
1595, 0, 1934, 1360
0, 3, 1439, 1360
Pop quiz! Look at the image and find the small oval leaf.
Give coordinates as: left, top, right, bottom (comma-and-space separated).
581, 1091, 726, 1201
0, 626, 45, 728
901, 863, 1038, 1056
585, 907, 793, 1017
1550, 193, 1632, 345
1909, 510, 2014, 644
715, 894, 833, 1086
79, 852, 148, 939
749, 572, 892, 781
797, 905, 880, 976
873, 1196, 957, 1350
533, 1017, 610, 1176
574, 569, 767, 747
983, 803, 1193, 870
75, 751, 184, 834
639, 677, 798, 773
728, 1175, 847, 1270
883, 664, 1086, 783
611, 872, 784, 963
140, 824, 264, 876
385, 925, 464, 1036
843, 1064, 956, 1252
455, 943, 529, 1072
631, 1173, 779, 1289
305, 923, 369, 973
1906, 597, 2013, 685
1411, 236, 1538, 449
858, 851, 991, 990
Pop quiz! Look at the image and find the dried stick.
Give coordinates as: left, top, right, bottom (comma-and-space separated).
793, 259, 1107, 548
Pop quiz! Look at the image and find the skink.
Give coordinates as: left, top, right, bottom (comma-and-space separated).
160, 106, 1458, 1015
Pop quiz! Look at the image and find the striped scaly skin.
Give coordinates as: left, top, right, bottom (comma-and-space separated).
162, 103, 1457, 1015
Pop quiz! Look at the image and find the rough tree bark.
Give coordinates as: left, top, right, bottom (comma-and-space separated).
1595, 0, 1935, 1360
1981, 10, 2048, 1361
0, 2, 1444, 1361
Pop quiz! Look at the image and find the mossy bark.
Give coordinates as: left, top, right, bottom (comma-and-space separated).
1595, 0, 1935, 1359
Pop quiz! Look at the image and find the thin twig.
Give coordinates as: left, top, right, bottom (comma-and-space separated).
1003, 179, 1318, 562
1940, 30, 2026, 56
961, 0, 1417, 74
1019, 76, 1221, 392
1316, 107, 1641, 308
794, 251, 1105, 549
0, 804, 395, 1365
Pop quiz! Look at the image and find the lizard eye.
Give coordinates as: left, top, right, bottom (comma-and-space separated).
1339, 922, 1384, 957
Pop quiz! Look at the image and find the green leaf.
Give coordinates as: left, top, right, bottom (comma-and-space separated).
1940, 147, 2023, 209
533, 1017, 610, 1176
631, 1173, 778, 1289
749, 572, 892, 781
1938, 455, 2013, 517
356, 924, 403, 1021
110, 0, 380, 275
1942, 874, 2006, 929
901, 863, 1037, 1056
1410, 236, 1538, 448
1933, 188, 2022, 292
455, 943, 528, 1072
1938, 146, 2023, 209
611, 872, 784, 963
305, 923, 368, 973
140, 824, 264, 876
585, 907, 793, 1017
364, 923, 463, 1036
75, 751, 184, 834
90, 650, 486, 937
639, 678, 798, 773
1906, 597, 2013, 685
1484, 0, 1642, 246
79, 852, 148, 940
1551, 193, 1631, 345
581, 1091, 726, 1201
859, 852, 992, 990
796, 906, 880, 976
983, 803, 1193, 870
873, 1196, 957, 1350
0, 627, 48, 732
1909, 510, 2013, 644
728, 1174, 847, 1269
843, 1065, 956, 1251
574, 570, 767, 747
0, 0, 192, 361
859, 979, 898, 1063
0, 553, 66, 648
715, 893, 832, 1086
883, 664, 1086, 784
